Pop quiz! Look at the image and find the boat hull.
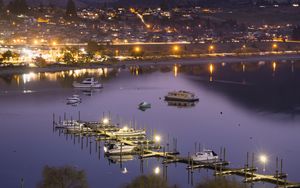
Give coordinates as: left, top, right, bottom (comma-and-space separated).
72, 82, 103, 89
165, 96, 199, 102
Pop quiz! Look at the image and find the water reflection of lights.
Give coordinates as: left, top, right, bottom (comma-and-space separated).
242, 64, 246, 72
209, 64, 214, 75
173, 64, 178, 77
209, 64, 214, 82
22, 72, 38, 84
154, 167, 160, 175
272, 62, 277, 72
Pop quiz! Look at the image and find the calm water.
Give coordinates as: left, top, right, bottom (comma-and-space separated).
0, 61, 300, 187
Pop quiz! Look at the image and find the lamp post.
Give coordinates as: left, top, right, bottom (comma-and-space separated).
259, 154, 268, 172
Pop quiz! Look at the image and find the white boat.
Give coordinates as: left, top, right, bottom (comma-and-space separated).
138, 102, 151, 109
65, 122, 92, 132
112, 127, 146, 137
191, 149, 218, 163
165, 90, 199, 102
72, 78, 103, 89
66, 94, 81, 104
104, 143, 136, 155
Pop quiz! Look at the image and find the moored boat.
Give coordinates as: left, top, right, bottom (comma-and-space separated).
165, 90, 199, 102
73, 78, 103, 89
112, 127, 146, 137
104, 142, 136, 155
191, 149, 218, 163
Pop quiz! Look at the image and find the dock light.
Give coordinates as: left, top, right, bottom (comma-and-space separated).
102, 118, 109, 125
259, 154, 268, 172
123, 126, 129, 131
154, 135, 161, 142
154, 167, 160, 174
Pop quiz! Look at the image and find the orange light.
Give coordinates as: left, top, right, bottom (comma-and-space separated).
272, 43, 278, 49
134, 46, 141, 53
173, 45, 180, 52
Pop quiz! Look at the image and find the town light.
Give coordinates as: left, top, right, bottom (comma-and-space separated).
134, 46, 141, 53
209, 45, 214, 50
272, 43, 278, 50
146, 24, 151, 29
173, 45, 180, 52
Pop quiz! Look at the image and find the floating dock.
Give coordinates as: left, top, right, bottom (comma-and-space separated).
53, 114, 300, 188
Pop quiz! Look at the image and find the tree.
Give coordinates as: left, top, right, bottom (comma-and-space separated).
123, 175, 172, 188
66, 0, 77, 17
195, 178, 246, 188
37, 165, 89, 188
2, 50, 13, 60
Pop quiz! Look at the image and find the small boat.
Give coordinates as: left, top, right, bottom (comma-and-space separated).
112, 127, 146, 137
55, 120, 78, 128
165, 90, 199, 102
104, 142, 136, 155
138, 102, 151, 109
73, 78, 103, 89
191, 149, 218, 163
65, 122, 92, 132
66, 94, 81, 104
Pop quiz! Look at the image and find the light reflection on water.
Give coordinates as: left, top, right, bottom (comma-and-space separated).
0, 60, 300, 188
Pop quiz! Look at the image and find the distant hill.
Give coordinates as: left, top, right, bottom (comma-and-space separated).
2, 0, 117, 7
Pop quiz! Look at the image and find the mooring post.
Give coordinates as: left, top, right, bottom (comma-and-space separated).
276, 156, 279, 186
52, 113, 55, 127
20, 178, 24, 188
252, 152, 254, 182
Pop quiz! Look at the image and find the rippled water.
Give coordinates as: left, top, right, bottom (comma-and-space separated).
0, 60, 300, 187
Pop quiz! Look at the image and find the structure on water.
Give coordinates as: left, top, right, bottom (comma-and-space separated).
52, 112, 300, 188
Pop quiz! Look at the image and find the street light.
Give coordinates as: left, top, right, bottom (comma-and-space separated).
208, 45, 215, 53
154, 135, 161, 143
134, 46, 141, 53
272, 43, 278, 51
172, 45, 180, 53
102, 118, 109, 125
259, 154, 268, 172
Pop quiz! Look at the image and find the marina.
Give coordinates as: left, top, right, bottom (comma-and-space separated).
1, 61, 300, 187
53, 112, 300, 188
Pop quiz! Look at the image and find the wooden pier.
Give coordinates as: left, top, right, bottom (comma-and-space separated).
53, 114, 300, 188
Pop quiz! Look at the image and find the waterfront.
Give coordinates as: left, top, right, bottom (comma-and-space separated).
1, 60, 300, 187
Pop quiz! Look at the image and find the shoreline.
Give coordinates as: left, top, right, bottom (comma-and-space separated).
1, 53, 300, 76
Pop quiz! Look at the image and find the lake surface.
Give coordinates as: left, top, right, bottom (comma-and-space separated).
0, 60, 300, 187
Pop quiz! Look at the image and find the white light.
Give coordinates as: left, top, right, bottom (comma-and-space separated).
102, 118, 109, 124
154, 135, 161, 142
103, 146, 107, 153
123, 126, 128, 131
260, 155, 267, 163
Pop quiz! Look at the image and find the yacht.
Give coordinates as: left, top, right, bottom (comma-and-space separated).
65, 122, 92, 132
104, 143, 136, 155
191, 149, 218, 163
73, 78, 103, 89
112, 127, 146, 137
165, 90, 199, 102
